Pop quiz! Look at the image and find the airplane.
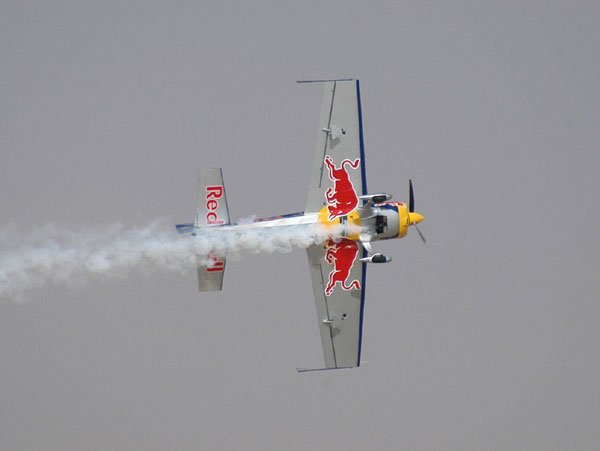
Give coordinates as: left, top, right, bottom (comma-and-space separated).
176, 79, 424, 371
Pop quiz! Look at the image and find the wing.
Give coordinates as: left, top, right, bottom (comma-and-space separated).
304, 79, 367, 214
302, 239, 367, 371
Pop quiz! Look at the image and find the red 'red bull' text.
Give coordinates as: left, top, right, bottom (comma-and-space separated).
206, 251, 225, 272
206, 185, 225, 225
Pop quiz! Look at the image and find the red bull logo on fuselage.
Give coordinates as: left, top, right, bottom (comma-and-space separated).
324, 156, 360, 220
324, 238, 361, 296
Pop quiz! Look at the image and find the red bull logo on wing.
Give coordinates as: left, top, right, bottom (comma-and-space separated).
324, 238, 361, 296
324, 155, 360, 220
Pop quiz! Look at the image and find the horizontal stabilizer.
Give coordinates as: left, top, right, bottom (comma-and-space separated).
193, 169, 230, 291
195, 168, 230, 227
197, 251, 227, 292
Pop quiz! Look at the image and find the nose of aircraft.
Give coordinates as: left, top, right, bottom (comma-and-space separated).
408, 211, 424, 225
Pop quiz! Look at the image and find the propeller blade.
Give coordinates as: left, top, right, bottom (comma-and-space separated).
415, 223, 426, 244
409, 179, 415, 213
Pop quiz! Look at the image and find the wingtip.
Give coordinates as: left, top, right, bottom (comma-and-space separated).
296, 78, 354, 84
296, 366, 355, 373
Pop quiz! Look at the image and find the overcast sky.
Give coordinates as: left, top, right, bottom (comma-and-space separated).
2, 2, 600, 450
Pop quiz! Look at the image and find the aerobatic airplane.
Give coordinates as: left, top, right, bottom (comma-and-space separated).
176, 79, 424, 371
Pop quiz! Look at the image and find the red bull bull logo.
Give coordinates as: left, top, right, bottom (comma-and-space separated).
324, 238, 361, 296
324, 155, 360, 220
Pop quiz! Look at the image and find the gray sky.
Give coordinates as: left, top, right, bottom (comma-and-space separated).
2, 1, 600, 450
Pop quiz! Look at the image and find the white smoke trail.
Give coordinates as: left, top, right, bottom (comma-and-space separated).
0, 219, 346, 301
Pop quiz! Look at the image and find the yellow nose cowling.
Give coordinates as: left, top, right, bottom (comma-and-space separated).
408, 212, 424, 225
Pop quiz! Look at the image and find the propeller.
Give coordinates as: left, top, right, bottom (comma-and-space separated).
408, 179, 426, 244
409, 179, 415, 213
415, 223, 426, 244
